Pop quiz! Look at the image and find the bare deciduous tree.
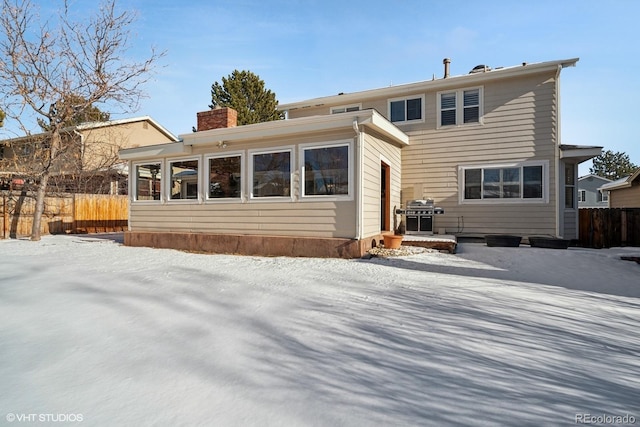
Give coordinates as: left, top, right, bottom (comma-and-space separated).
0, 0, 164, 240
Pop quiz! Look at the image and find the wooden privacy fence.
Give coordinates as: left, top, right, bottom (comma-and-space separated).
579, 208, 640, 248
1, 192, 128, 238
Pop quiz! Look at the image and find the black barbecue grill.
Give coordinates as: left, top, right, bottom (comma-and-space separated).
395, 199, 444, 235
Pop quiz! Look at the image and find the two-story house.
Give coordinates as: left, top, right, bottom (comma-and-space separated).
1, 116, 179, 194
578, 174, 611, 208
119, 58, 602, 258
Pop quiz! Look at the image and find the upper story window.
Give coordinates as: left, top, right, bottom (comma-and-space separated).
207, 153, 242, 200
438, 87, 482, 127
388, 95, 424, 124
134, 162, 162, 201
600, 190, 609, 202
578, 190, 586, 203
460, 161, 547, 203
301, 142, 351, 198
331, 104, 361, 114
250, 148, 292, 199
169, 158, 199, 200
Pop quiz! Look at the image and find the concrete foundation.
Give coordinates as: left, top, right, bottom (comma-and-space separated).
124, 231, 384, 259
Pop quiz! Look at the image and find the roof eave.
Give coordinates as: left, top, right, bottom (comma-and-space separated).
279, 58, 579, 112
560, 145, 603, 164
77, 116, 179, 142
179, 109, 408, 147
119, 141, 192, 160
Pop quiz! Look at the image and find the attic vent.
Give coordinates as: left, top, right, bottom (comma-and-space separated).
469, 64, 491, 74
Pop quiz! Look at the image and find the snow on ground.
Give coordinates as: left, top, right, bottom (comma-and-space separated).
0, 234, 638, 426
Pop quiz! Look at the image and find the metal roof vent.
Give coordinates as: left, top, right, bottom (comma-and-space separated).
469, 64, 491, 74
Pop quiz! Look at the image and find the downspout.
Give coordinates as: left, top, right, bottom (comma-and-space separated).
554, 64, 563, 238
353, 118, 363, 240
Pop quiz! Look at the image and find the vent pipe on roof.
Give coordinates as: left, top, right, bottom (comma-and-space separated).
443, 58, 451, 78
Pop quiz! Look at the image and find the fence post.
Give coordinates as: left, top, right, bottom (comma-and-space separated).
72, 193, 76, 234
2, 194, 6, 239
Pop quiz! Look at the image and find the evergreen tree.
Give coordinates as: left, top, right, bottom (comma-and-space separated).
210, 70, 282, 125
589, 150, 638, 180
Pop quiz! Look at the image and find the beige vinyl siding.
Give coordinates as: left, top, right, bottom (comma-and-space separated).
130, 200, 356, 238
610, 186, 640, 208
81, 121, 177, 170
129, 128, 361, 239
286, 73, 560, 236
82, 120, 175, 149
360, 132, 402, 237
401, 73, 559, 236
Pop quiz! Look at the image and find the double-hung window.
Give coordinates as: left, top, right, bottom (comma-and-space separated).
600, 190, 609, 203
438, 87, 482, 127
134, 162, 162, 201
301, 142, 351, 198
389, 95, 424, 124
168, 159, 199, 200
207, 153, 242, 200
579, 190, 587, 203
564, 164, 575, 208
250, 148, 292, 199
461, 162, 546, 203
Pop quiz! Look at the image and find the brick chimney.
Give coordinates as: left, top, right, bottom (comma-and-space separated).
196, 107, 238, 131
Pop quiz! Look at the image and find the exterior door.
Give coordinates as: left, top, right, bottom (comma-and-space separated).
381, 162, 391, 231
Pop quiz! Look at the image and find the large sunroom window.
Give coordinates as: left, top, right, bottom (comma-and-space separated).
169, 159, 199, 200
207, 154, 242, 199
251, 149, 292, 198
302, 143, 350, 197
461, 163, 545, 202
134, 162, 162, 201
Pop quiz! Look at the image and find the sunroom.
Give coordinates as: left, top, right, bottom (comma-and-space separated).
119, 108, 408, 258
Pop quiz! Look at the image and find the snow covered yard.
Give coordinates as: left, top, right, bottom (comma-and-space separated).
0, 234, 638, 426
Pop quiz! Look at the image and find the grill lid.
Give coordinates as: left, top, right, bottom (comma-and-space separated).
407, 199, 434, 208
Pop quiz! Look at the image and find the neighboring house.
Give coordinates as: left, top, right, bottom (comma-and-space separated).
119, 57, 602, 258
0, 116, 178, 194
598, 169, 640, 208
578, 174, 611, 208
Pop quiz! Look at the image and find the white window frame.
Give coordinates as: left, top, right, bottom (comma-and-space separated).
167, 156, 201, 203
601, 190, 609, 202
132, 160, 163, 203
564, 163, 576, 209
578, 190, 586, 203
388, 94, 425, 124
458, 160, 549, 204
204, 151, 244, 203
437, 86, 484, 128
299, 140, 354, 202
248, 146, 294, 202
330, 104, 361, 114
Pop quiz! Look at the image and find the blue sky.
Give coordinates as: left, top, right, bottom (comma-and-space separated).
6, 0, 640, 175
